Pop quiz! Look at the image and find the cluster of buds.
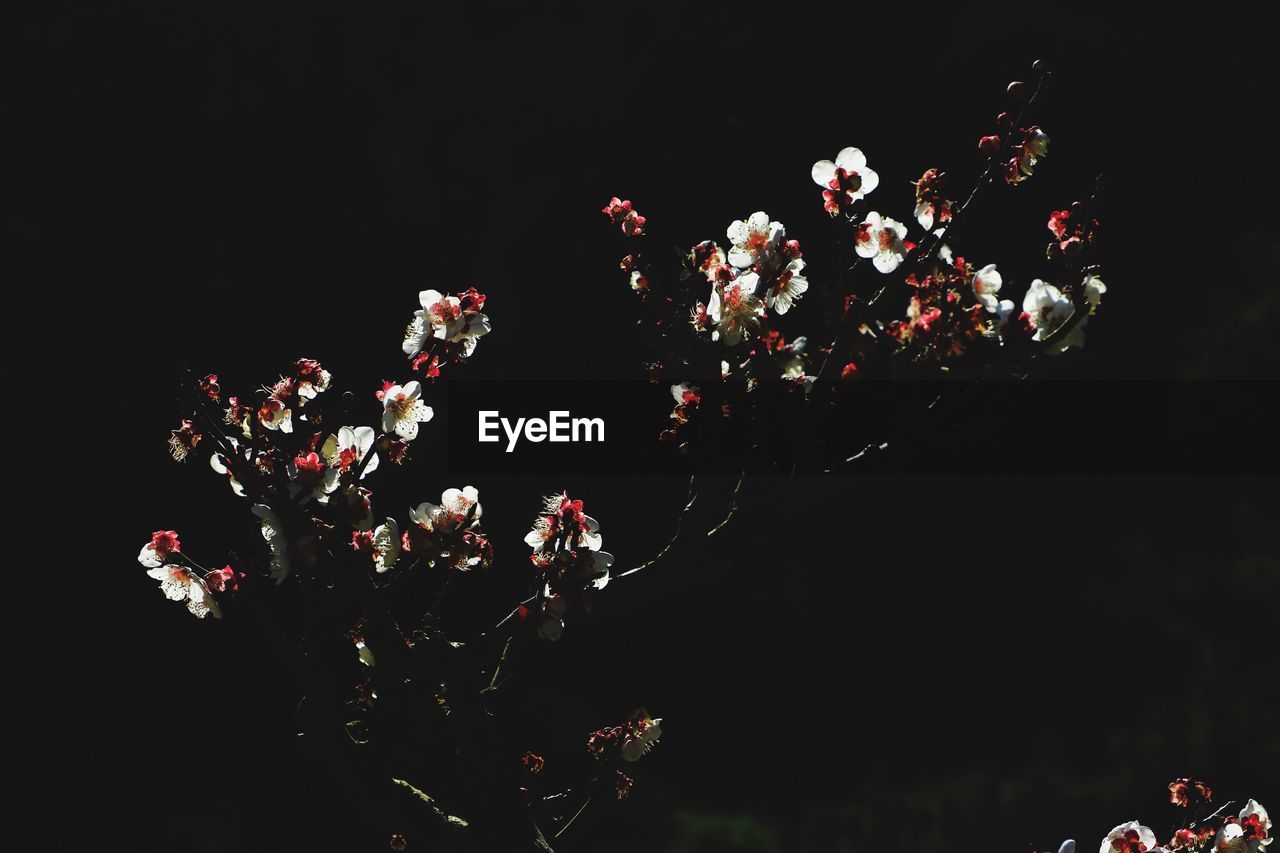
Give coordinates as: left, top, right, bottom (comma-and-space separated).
586, 711, 663, 763
1047, 201, 1101, 263
912, 168, 953, 231
886, 254, 1009, 360
402, 486, 492, 571
601, 196, 646, 236
402, 287, 492, 373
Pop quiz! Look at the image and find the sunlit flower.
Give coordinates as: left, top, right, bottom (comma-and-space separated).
602, 197, 646, 236
258, 396, 293, 433
764, 257, 809, 315
1023, 279, 1085, 353
684, 240, 727, 281
410, 486, 482, 534
855, 212, 909, 274
145, 565, 221, 619
620, 714, 663, 762
971, 263, 1004, 312
287, 451, 340, 504
138, 530, 182, 568
726, 211, 785, 269
293, 358, 331, 404
707, 277, 764, 346
322, 426, 379, 479
381, 381, 434, 440
1100, 821, 1157, 853
371, 518, 401, 573
811, 147, 879, 214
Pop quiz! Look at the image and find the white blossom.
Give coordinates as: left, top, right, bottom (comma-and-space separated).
1023, 279, 1086, 354
855, 212, 909, 274
145, 565, 221, 620
726, 211, 784, 270
321, 426, 379, 479
971, 263, 1004, 312
1098, 821, 1156, 853
707, 277, 763, 346
765, 258, 809, 315
381, 381, 434, 441
811, 147, 880, 208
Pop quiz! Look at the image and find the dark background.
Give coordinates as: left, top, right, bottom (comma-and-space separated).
15, 5, 1278, 852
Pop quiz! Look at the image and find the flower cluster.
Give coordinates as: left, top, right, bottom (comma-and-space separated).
886, 253, 1006, 361
912, 168, 953, 232
1047, 202, 1102, 263
601, 196, 646, 236
586, 711, 663, 763
402, 287, 492, 371
255, 357, 333, 435
1040, 781, 1270, 853
524, 493, 614, 641
403, 486, 492, 571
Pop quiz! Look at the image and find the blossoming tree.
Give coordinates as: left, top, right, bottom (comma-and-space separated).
138, 62, 1249, 851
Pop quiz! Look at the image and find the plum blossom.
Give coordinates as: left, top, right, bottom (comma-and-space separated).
912, 168, 952, 231
1222, 799, 1273, 851
1005, 126, 1051, 184
322, 426, 379, 479
257, 396, 293, 433
971, 263, 1004, 312
381, 381, 434, 440
287, 452, 340, 504
764, 257, 809, 315
410, 486, 482, 535
811, 147, 879, 214
146, 565, 221, 619
404, 290, 464, 354
168, 419, 202, 461
371, 518, 401, 573
1100, 821, 1158, 853
251, 504, 292, 584
707, 276, 764, 346
1023, 279, 1086, 353
293, 358, 331, 404
601, 197, 646, 236
726, 211, 785, 270
683, 240, 727, 282
620, 714, 663, 762
403, 289, 492, 360
855, 212, 909, 274
138, 530, 182, 568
